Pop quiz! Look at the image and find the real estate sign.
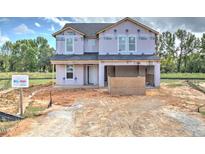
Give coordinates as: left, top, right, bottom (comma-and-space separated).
12, 75, 29, 88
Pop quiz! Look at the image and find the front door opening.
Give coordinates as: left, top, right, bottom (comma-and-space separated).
87, 65, 97, 85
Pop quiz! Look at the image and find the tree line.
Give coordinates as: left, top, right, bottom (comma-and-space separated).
0, 37, 54, 72
156, 29, 205, 73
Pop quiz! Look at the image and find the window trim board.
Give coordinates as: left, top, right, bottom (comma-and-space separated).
64, 36, 74, 54
117, 35, 137, 52
65, 64, 74, 80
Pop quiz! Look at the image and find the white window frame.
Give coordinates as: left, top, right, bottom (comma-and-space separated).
117, 35, 137, 52
65, 36, 74, 54
128, 35, 137, 52
117, 35, 127, 52
65, 65, 74, 80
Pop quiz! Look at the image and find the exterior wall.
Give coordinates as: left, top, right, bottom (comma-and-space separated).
115, 66, 138, 77
99, 20, 156, 55
84, 38, 98, 52
55, 64, 84, 86
154, 63, 160, 87
56, 29, 84, 55
55, 20, 156, 55
139, 66, 145, 76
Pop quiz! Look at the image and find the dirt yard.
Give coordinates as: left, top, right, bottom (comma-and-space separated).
1, 80, 205, 137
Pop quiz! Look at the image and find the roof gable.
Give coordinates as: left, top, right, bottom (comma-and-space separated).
52, 17, 159, 37
96, 17, 159, 35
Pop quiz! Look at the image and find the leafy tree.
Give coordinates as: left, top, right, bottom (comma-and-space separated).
156, 31, 177, 72
0, 37, 54, 72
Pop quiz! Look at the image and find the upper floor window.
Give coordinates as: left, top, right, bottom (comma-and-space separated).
118, 36, 136, 52
118, 36, 127, 51
65, 37, 74, 52
128, 36, 136, 51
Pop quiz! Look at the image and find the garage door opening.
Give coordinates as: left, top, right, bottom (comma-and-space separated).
105, 65, 155, 88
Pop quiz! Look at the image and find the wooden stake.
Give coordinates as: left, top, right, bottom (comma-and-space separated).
19, 88, 23, 116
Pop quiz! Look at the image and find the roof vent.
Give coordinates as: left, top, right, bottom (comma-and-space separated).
137, 29, 140, 33
114, 29, 117, 33
126, 29, 129, 33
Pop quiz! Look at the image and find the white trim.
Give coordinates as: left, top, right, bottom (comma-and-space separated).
117, 35, 127, 52
117, 35, 137, 53
65, 64, 74, 80
64, 36, 74, 54
128, 35, 137, 52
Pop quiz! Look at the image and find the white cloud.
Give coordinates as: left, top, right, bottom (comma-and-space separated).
0, 18, 10, 22
49, 25, 55, 31
13, 24, 34, 34
44, 17, 71, 27
0, 33, 10, 46
35, 22, 41, 27
44, 17, 122, 28
71, 17, 122, 23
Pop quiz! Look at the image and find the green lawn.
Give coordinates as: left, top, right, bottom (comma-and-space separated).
0, 79, 53, 90
0, 72, 54, 90
161, 73, 205, 79
0, 72, 54, 79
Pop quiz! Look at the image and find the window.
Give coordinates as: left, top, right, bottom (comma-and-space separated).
66, 37, 74, 52
128, 36, 136, 51
118, 36, 126, 51
118, 36, 137, 52
66, 65, 73, 79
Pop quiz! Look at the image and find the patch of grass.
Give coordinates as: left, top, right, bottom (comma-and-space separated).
0, 72, 54, 90
166, 83, 184, 87
161, 73, 205, 79
0, 121, 18, 136
0, 72, 54, 79
161, 79, 185, 87
200, 112, 205, 115
24, 102, 47, 118
0, 79, 53, 91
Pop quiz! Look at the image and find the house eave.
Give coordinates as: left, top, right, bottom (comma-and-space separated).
52, 26, 86, 37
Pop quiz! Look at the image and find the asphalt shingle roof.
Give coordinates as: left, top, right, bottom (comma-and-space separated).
62, 23, 113, 37
50, 53, 160, 61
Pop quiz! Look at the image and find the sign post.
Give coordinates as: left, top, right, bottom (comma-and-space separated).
12, 75, 29, 116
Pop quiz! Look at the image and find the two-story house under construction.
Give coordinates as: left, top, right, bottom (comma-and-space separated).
50, 17, 160, 89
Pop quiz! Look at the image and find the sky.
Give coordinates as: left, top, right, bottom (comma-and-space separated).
0, 17, 205, 49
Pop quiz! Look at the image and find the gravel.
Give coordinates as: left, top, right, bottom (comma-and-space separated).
18, 104, 83, 137
165, 110, 205, 137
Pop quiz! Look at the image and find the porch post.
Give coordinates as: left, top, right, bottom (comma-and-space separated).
154, 62, 160, 87
99, 63, 105, 87
52, 64, 55, 86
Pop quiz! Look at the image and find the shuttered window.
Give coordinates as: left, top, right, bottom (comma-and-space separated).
66, 65, 74, 79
